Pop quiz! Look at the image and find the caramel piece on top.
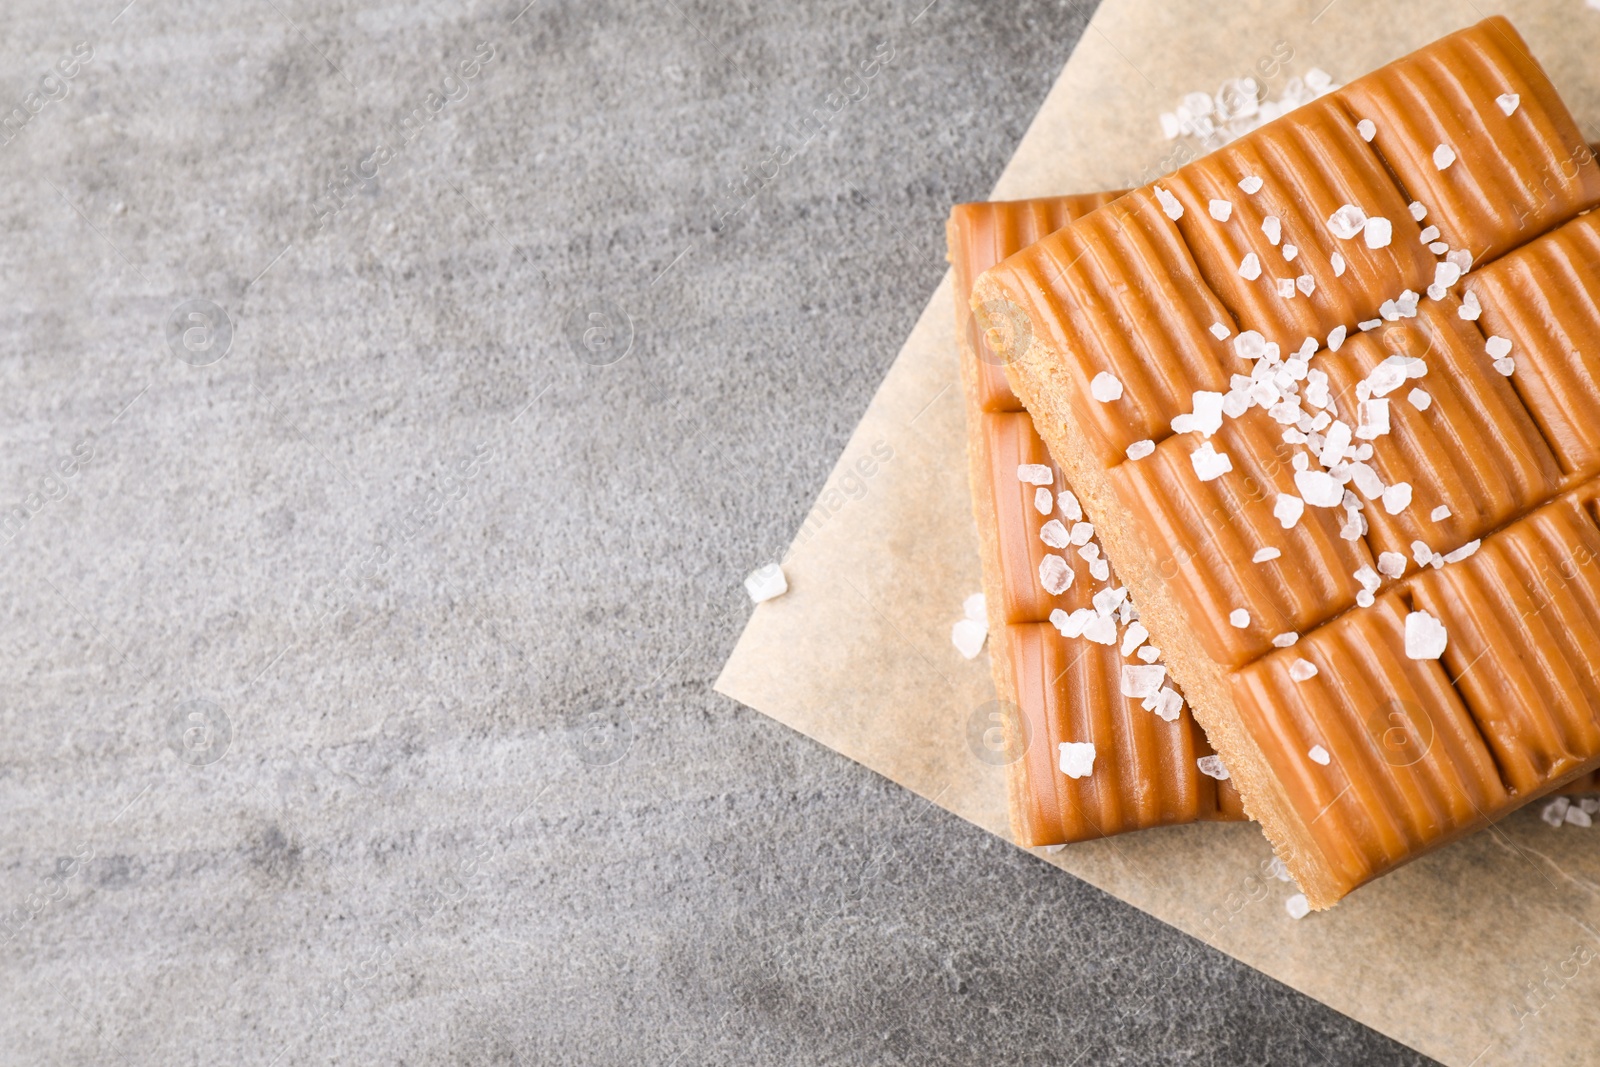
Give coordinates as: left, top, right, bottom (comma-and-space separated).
973, 17, 1600, 906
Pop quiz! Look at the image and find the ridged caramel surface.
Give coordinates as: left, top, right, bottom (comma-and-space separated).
1008, 623, 1237, 842
948, 193, 1121, 413
1106, 410, 1373, 668
1341, 25, 1600, 264
1466, 211, 1600, 481
1319, 298, 1563, 558
950, 195, 1245, 846
1162, 93, 1434, 346
973, 17, 1600, 905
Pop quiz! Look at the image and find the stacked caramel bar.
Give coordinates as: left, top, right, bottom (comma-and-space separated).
959, 17, 1600, 906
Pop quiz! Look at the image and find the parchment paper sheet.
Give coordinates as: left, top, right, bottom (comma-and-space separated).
715, 3, 1600, 1063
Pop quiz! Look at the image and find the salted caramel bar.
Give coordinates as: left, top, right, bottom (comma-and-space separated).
973, 18, 1600, 905
949, 194, 1245, 846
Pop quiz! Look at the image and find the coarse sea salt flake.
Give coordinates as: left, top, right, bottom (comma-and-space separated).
1382, 481, 1413, 515
1229, 609, 1250, 628
1486, 336, 1512, 360
1289, 658, 1318, 681
1296, 469, 1344, 507
1191, 442, 1232, 481
1210, 321, 1231, 340
1138, 645, 1160, 663
1240, 252, 1263, 280
964, 592, 987, 622
1408, 388, 1431, 410
1121, 664, 1166, 699
1153, 688, 1184, 722
1155, 185, 1183, 220
1082, 612, 1116, 642
1431, 505, 1450, 521
1059, 490, 1082, 521
745, 562, 788, 603
1091, 371, 1124, 401
1497, 93, 1520, 116
1443, 539, 1481, 564
1033, 487, 1053, 515
1235, 330, 1267, 360
1059, 742, 1096, 779
1357, 118, 1376, 141
1039, 555, 1074, 595
1275, 493, 1304, 529
1239, 175, 1264, 194
1253, 547, 1281, 563
1039, 519, 1071, 548
1277, 278, 1296, 299
1309, 744, 1331, 765
1069, 521, 1095, 546
1126, 440, 1155, 461
1121, 621, 1149, 657
1196, 755, 1230, 781
1405, 610, 1448, 659
1210, 199, 1233, 221
1273, 632, 1299, 648
1262, 216, 1282, 245
1434, 144, 1456, 170
1460, 291, 1482, 320
1018, 463, 1053, 485
1286, 894, 1311, 920
1409, 202, 1427, 221
1494, 357, 1515, 376
951, 617, 987, 659
1419, 225, 1440, 244
1377, 551, 1406, 579
1364, 216, 1393, 249
1328, 204, 1367, 239
1297, 275, 1315, 296
1331, 252, 1346, 277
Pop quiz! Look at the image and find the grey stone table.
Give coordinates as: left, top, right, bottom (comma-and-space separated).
0, 0, 1434, 1063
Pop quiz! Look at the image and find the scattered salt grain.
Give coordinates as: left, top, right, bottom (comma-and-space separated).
1494, 357, 1515, 376
1082, 612, 1116, 642
1274, 493, 1305, 529
1408, 202, 1427, 222
1404, 610, 1448, 659
1197, 754, 1230, 781
1328, 204, 1367, 240
1408, 388, 1431, 411
1154, 185, 1184, 220
1018, 464, 1053, 485
1121, 664, 1167, 699
1121, 621, 1149, 657
745, 562, 788, 603
1039, 555, 1074, 595
1210, 321, 1231, 340
1171, 391, 1226, 437
1138, 645, 1161, 663
1382, 482, 1413, 515
1039, 519, 1071, 549
1486, 336, 1512, 360
1286, 894, 1311, 920
1289, 658, 1319, 681
1431, 505, 1450, 521
1069, 522, 1095, 546
1059, 742, 1096, 779
1033, 487, 1053, 515
1153, 688, 1184, 722
1297, 275, 1316, 296
1331, 252, 1346, 277
1295, 469, 1344, 507
1568, 806, 1594, 829
1273, 632, 1299, 648
1210, 199, 1234, 222
1364, 216, 1393, 249
1377, 552, 1406, 579
964, 592, 986, 622
1239, 175, 1264, 194
1542, 797, 1571, 827
1240, 252, 1263, 280
1262, 216, 1282, 245
1497, 93, 1520, 116
1433, 144, 1456, 170
1460, 291, 1482, 320
1309, 745, 1331, 766
1058, 490, 1082, 520
1229, 609, 1250, 629
951, 617, 987, 659
1443, 539, 1480, 564
1091, 371, 1124, 402
1253, 547, 1281, 563
1191, 442, 1233, 481
1127, 440, 1155, 461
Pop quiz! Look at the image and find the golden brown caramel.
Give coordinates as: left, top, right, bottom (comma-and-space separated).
973, 18, 1600, 904
950, 193, 1244, 846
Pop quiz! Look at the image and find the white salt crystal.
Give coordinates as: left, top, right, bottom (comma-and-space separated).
1230, 609, 1250, 629
951, 617, 987, 659
1239, 175, 1264, 194
1191, 442, 1233, 481
1275, 494, 1305, 529
1328, 204, 1367, 240
1196, 754, 1230, 781
1309, 745, 1331, 766
1034, 487, 1054, 515
1091, 371, 1125, 402
1404, 610, 1448, 659
1377, 552, 1406, 579
1364, 216, 1393, 249
1356, 118, 1376, 141
1240, 252, 1263, 280
1210, 199, 1234, 222
1126, 440, 1155, 461
1272, 632, 1299, 648
1433, 144, 1457, 170
1289, 658, 1319, 681
1059, 742, 1096, 778
1253, 547, 1281, 563
964, 592, 987, 622
1431, 505, 1450, 521
1286, 894, 1311, 920
1039, 555, 1074, 595
1121, 664, 1167, 699
1382, 482, 1413, 515
745, 562, 788, 603
1040, 519, 1071, 548
1018, 463, 1053, 485
1497, 93, 1520, 116
1155, 185, 1184, 220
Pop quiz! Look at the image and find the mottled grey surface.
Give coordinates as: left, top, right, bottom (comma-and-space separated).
0, 1, 1434, 1064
